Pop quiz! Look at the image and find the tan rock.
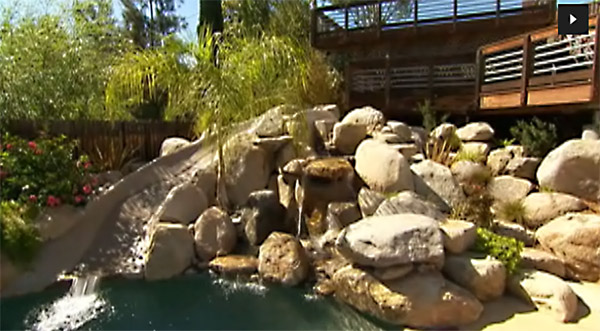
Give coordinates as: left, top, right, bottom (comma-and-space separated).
521, 248, 566, 278
488, 176, 533, 203
332, 122, 367, 154
443, 254, 506, 301
208, 255, 258, 275
258, 232, 309, 286
523, 192, 586, 228
456, 122, 494, 141
355, 139, 414, 193
160, 137, 190, 156
440, 220, 477, 254
193, 207, 237, 261
145, 223, 194, 280
160, 182, 208, 225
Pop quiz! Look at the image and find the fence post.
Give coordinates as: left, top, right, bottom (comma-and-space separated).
592, 16, 600, 102
413, 0, 418, 31
521, 35, 533, 107
474, 48, 485, 110
310, 0, 317, 46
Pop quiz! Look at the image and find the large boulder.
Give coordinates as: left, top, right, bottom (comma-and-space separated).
159, 137, 190, 157
523, 192, 586, 228
440, 220, 477, 254
443, 255, 506, 301
411, 160, 466, 210
336, 214, 444, 268
355, 139, 414, 193
357, 187, 386, 217
35, 205, 82, 241
332, 122, 367, 154
537, 139, 600, 201
254, 105, 288, 137
333, 267, 483, 328
159, 183, 208, 225
456, 122, 494, 141
224, 133, 271, 207
374, 191, 445, 221
144, 223, 195, 280
520, 248, 566, 278
193, 167, 217, 206
536, 213, 600, 282
258, 232, 309, 286
488, 176, 533, 203
507, 269, 578, 322
193, 207, 237, 261
504, 156, 541, 180
208, 255, 258, 275
242, 190, 287, 245
341, 106, 385, 135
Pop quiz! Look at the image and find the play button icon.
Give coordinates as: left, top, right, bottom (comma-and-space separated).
558, 4, 589, 35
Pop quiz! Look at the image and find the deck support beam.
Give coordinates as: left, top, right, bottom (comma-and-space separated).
520, 35, 533, 107
591, 15, 600, 103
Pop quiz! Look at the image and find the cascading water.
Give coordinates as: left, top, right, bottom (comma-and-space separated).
27, 275, 109, 331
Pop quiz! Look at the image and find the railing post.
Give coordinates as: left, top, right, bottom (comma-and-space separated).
453, 0, 458, 31
591, 16, 600, 102
474, 48, 485, 110
385, 51, 391, 111
413, 0, 418, 31
496, 0, 501, 26
521, 35, 533, 107
310, 0, 317, 46
344, 4, 349, 39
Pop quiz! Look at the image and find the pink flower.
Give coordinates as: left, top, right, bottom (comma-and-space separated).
83, 162, 92, 170
34, 149, 43, 155
5, 143, 12, 150
29, 195, 37, 203
82, 184, 92, 195
74, 195, 84, 204
47, 195, 58, 207
28, 141, 37, 149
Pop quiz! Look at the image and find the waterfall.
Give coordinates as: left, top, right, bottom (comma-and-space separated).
69, 275, 100, 297
28, 275, 108, 331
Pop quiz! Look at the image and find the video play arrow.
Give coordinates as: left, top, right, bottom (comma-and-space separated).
570, 14, 577, 25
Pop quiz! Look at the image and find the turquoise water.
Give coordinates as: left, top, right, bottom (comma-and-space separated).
1, 273, 392, 330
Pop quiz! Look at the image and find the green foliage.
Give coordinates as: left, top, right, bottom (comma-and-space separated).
1, 134, 97, 208
0, 201, 42, 265
453, 148, 486, 164
424, 137, 453, 166
417, 99, 449, 133
499, 138, 516, 147
539, 185, 555, 193
473, 227, 523, 274
0, 0, 128, 121
496, 199, 526, 225
510, 117, 558, 157
121, 0, 187, 49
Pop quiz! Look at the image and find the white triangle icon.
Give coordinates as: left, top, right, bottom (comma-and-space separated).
570, 14, 577, 24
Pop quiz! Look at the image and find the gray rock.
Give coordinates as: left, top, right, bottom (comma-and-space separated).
520, 248, 566, 278
254, 105, 288, 137
274, 142, 297, 170
160, 137, 190, 157
258, 232, 309, 286
389, 143, 419, 159
505, 156, 541, 180
461, 142, 492, 157
440, 220, 477, 254
410, 126, 427, 151
374, 191, 445, 221
208, 255, 258, 275
536, 213, 600, 282
336, 214, 445, 268
507, 269, 578, 322
242, 190, 287, 245
327, 202, 361, 228
332, 122, 367, 154
443, 254, 506, 301
253, 136, 293, 154
145, 223, 194, 280
193, 168, 217, 206
193, 207, 237, 261
160, 183, 208, 225
355, 139, 414, 193
341, 106, 386, 135
488, 176, 533, 203
411, 160, 466, 210
451, 161, 490, 185
487, 146, 525, 175
314, 118, 336, 143
492, 220, 535, 246
456, 122, 494, 141
386, 121, 412, 142
373, 132, 405, 144
582, 129, 599, 140
357, 187, 386, 217
537, 139, 600, 201
523, 192, 586, 228
430, 123, 457, 140
333, 267, 483, 328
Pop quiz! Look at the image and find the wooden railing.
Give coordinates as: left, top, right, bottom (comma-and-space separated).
477, 15, 599, 109
311, 0, 556, 44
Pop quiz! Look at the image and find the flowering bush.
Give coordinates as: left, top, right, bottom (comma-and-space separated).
1, 134, 98, 264
1, 134, 98, 208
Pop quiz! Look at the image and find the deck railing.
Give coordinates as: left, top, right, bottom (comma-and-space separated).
311, 0, 556, 44
477, 15, 599, 109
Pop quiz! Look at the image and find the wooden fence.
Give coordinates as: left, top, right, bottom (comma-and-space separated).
3, 120, 195, 163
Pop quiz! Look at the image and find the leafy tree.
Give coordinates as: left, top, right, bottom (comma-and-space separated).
0, 0, 128, 121
199, 0, 223, 34
120, 0, 186, 49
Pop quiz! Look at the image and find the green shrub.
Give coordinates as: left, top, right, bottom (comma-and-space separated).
498, 138, 516, 147
453, 148, 486, 164
1, 134, 97, 208
472, 227, 523, 274
510, 117, 558, 157
451, 184, 494, 228
496, 199, 527, 225
0, 201, 42, 265
417, 99, 449, 133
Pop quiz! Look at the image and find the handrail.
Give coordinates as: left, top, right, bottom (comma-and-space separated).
311, 0, 556, 43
